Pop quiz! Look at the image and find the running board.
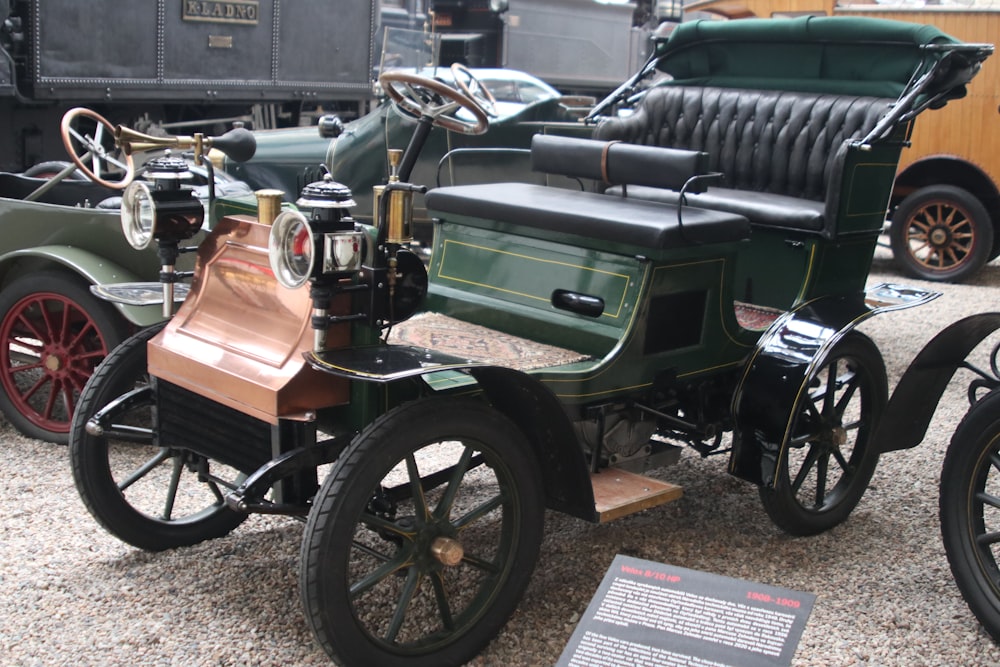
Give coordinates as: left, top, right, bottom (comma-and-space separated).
591, 469, 683, 523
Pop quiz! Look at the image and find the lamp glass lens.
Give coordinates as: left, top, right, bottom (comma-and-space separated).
269, 211, 314, 288
121, 182, 155, 249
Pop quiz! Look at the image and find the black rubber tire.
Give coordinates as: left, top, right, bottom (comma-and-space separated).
0, 271, 129, 443
70, 322, 247, 551
300, 397, 545, 667
940, 389, 1000, 643
889, 185, 994, 283
759, 332, 887, 536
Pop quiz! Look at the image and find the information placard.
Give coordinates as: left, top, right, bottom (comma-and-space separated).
556, 555, 816, 667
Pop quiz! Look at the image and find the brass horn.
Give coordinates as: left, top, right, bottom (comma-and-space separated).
114, 126, 256, 163
114, 126, 200, 156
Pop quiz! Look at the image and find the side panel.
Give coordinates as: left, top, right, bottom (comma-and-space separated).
424, 217, 757, 404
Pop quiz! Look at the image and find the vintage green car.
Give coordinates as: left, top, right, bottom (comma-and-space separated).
72, 16, 990, 667
0, 108, 252, 443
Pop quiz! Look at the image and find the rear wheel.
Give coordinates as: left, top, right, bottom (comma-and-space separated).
70, 322, 247, 551
759, 332, 886, 536
940, 389, 1000, 642
0, 271, 128, 443
890, 185, 993, 283
300, 397, 544, 667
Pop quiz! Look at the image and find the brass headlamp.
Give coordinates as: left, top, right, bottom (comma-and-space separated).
269, 174, 363, 290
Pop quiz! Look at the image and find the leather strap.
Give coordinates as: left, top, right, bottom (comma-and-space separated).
600, 140, 620, 184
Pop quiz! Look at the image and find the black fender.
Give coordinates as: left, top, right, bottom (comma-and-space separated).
306, 345, 596, 521
469, 366, 595, 521
730, 284, 939, 486
873, 312, 1000, 453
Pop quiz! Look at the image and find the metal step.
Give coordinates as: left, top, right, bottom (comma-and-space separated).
591, 469, 683, 523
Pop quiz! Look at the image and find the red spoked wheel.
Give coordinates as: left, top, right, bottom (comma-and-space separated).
0, 272, 128, 443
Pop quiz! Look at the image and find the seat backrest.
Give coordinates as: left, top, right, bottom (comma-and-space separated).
594, 85, 893, 202
530, 134, 711, 193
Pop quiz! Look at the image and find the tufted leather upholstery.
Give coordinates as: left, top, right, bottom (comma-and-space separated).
594, 85, 894, 234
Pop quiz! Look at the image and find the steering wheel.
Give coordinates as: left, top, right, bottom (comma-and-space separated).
379, 71, 489, 135
450, 63, 498, 118
60, 107, 135, 189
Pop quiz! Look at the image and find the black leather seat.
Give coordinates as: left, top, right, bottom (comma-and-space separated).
426, 182, 750, 250
594, 85, 893, 236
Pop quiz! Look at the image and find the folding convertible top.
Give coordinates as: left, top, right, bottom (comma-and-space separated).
651, 15, 986, 100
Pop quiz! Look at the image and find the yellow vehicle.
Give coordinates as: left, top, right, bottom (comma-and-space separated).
688, 0, 1000, 282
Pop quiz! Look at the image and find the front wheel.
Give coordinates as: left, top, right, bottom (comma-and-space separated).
0, 271, 129, 443
940, 389, 1000, 642
300, 397, 545, 667
759, 332, 887, 536
70, 322, 247, 551
889, 185, 994, 283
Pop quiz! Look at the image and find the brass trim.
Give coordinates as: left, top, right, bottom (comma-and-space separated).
255, 189, 285, 226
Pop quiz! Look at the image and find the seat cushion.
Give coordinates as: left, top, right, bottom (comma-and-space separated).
605, 185, 826, 232
427, 183, 750, 250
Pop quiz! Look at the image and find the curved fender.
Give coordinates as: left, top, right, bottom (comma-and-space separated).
729, 283, 939, 486
469, 367, 595, 521
0, 245, 160, 327
306, 346, 595, 520
873, 312, 1000, 453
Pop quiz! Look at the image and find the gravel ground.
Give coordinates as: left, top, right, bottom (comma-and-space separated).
4, 246, 1000, 667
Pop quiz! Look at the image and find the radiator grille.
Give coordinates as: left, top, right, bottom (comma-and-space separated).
156, 379, 273, 475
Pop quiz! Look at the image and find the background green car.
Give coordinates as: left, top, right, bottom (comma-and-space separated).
0, 111, 250, 443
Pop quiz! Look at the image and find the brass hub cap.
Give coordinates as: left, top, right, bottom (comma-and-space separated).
430, 536, 464, 567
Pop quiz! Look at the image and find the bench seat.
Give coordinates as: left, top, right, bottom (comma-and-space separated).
593, 85, 895, 238
425, 182, 750, 250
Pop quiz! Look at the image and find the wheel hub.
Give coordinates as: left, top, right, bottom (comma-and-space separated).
431, 536, 464, 567
392, 515, 465, 570
43, 353, 63, 372
929, 226, 951, 247
41, 340, 78, 378
815, 416, 847, 453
